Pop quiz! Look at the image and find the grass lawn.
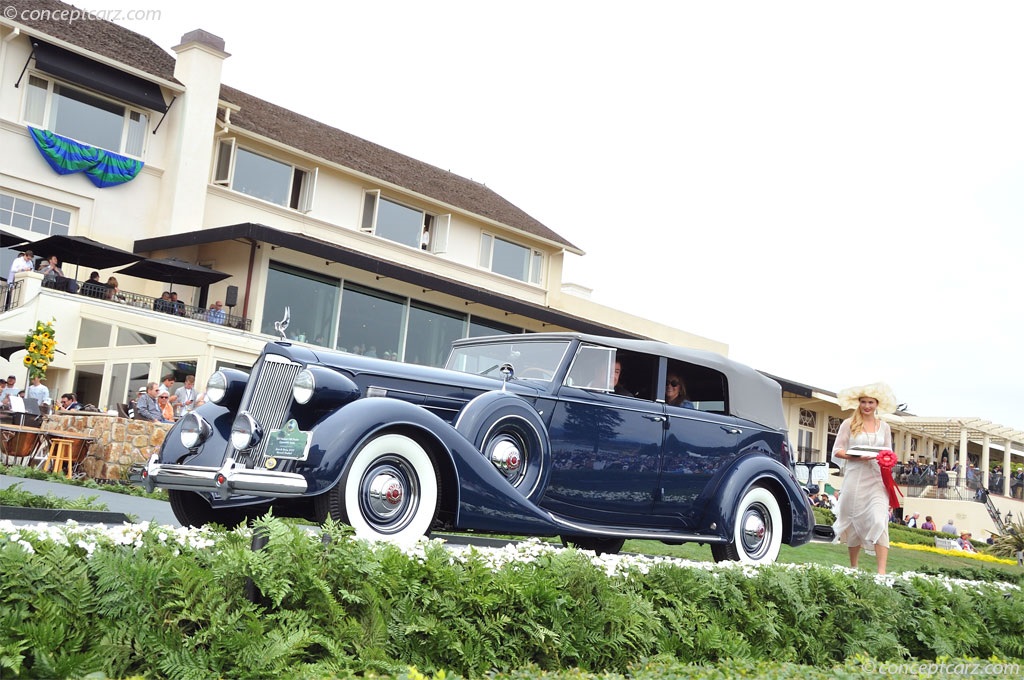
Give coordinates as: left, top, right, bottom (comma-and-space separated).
623, 536, 1023, 579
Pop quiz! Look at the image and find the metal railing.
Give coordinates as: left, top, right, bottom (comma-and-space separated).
0, 279, 24, 313
39, 276, 251, 330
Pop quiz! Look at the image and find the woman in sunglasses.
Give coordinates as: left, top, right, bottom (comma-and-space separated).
158, 392, 175, 422
665, 373, 695, 409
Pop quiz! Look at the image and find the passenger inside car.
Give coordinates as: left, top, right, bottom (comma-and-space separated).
665, 371, 695, 409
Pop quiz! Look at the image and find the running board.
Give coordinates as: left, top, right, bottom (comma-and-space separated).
549, 514, 727, 544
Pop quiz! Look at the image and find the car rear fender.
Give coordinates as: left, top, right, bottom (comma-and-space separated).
698, 453, 813, 547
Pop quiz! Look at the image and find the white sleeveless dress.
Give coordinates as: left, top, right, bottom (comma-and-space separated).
831, 420, 892, 552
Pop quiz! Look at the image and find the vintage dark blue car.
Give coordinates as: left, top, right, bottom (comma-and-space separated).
138, 333, 813, 563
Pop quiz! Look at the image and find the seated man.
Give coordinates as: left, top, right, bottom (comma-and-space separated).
135, 382, 170, 422
80, 271, 108, 299
58, 393, 82, 411
958, 532, 977, 552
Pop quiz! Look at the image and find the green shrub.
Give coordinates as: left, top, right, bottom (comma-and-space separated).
0, 517, 1022, 679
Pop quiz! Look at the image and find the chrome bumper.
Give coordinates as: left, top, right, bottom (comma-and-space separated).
141, 454, 308, 499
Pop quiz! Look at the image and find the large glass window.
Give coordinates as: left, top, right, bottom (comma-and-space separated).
337, 283, 405, 359
116, 328, 156, 346
25, 75, 148, 156
479, 233, 544, 284
78, 319, 112, 348
261, 262, 340, 346
406, 302, 466, 367
215, 141, 313, 211
109, 361, 150, 408
72, 363, 104, 409
375, 198, 430, 249
469, 316, 520, 338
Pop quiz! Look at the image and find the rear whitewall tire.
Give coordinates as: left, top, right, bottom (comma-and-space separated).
711, 485, 783, 565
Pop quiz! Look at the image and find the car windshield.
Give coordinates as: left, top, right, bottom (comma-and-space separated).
446, 340, 572, 382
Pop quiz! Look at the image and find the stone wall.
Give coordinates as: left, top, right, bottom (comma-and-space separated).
44, 414, 171, 481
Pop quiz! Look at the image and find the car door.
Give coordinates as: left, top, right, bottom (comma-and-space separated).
657, 404, 746, 525
543, 345, 667, 524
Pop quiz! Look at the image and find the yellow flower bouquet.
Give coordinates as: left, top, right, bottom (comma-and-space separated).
23, 319, 56, 380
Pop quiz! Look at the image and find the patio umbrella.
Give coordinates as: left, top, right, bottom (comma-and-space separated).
114, 257, 230, 290
0, 229, 30, 250
21, 234, 141, 279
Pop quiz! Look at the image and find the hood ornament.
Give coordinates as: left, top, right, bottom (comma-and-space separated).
274, 306, 290, 340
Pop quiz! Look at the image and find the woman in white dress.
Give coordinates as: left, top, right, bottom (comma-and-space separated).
831, 382, 898, 574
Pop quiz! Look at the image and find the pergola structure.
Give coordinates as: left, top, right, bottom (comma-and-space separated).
890, 415, 1024, 494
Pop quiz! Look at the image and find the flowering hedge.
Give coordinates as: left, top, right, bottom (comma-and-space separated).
1, 517, 1022, 679
22, 318, 56, 380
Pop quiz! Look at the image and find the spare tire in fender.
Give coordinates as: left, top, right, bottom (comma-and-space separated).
455, 391, 550, 502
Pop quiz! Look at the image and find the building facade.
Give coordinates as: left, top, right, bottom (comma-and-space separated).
1, 1, 1021, 516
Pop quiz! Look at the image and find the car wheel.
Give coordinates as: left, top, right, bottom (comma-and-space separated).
320, 433, 438, 546
710, 485, 782, 565
560, 535, 626, 555
169, 490, 255, 529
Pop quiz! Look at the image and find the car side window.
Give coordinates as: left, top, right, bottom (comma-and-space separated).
664, 359, 728, 413
565, 344, 615, 390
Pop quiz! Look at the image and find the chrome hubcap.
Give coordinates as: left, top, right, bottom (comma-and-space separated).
360, 458, 418, 532
740, 505, 770, 558
489, 435, 524, 484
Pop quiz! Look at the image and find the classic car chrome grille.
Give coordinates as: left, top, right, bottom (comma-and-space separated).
232, 354, 302, 469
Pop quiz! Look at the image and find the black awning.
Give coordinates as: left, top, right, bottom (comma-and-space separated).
33, 41, 168, 113
134, 222, 635, 339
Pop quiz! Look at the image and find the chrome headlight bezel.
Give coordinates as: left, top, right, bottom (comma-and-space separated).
293, 369, 315, 405
230, 412, 261, 451
179, 412, 212, 449
206, 370, 228, 405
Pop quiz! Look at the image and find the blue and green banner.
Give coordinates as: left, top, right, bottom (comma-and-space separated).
28, 126, 143, 188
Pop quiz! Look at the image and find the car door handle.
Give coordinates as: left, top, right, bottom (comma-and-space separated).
721, 426, 742, 435
644, 415, 666, 422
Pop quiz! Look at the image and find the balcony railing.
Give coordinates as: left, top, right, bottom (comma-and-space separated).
38, 276, 252, 330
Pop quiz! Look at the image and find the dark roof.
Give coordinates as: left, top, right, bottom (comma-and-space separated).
9, 1, 579, 252
218, 86, 579, 251
9, 0, 178, 82
134, 222, 614, 336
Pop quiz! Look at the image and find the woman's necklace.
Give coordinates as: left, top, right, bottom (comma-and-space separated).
863, 418, 878, 445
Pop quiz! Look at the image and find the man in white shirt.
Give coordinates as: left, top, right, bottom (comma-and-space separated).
7, 250, 33, 283
174, 374, 197, 416
0, 375, 19, 404
25, 375, 50, 406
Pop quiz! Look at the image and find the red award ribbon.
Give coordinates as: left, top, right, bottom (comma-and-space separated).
875, 449, 904, 509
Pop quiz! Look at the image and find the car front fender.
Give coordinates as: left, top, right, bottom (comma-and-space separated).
303, 397, 563, 535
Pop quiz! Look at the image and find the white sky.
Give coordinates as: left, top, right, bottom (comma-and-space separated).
104, 0, 1024, 430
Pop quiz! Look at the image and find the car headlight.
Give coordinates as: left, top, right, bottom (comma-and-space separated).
293, 369, 315, 404
230, 412, 261, 450
179, 413, 212, 449
206, 370, 228, 404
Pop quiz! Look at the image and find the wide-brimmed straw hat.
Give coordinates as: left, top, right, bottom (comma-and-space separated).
837, 382, 898, 414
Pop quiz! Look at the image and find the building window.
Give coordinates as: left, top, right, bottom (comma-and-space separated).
116, 328, 156, 346
78, 319, 112, 348
469, 316, 521, 337
479, 233, 543, 284
337, 283, 406, 360
799, 408, 817, 428
214, 139, 315, 211
109, 361, 150, 408
359, 192, 448, 252
828, 416, 842, 435
0, 192, 72, 279
261, 262, 340, 346
406, 301, 466, 367
24, 75, 149, 157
